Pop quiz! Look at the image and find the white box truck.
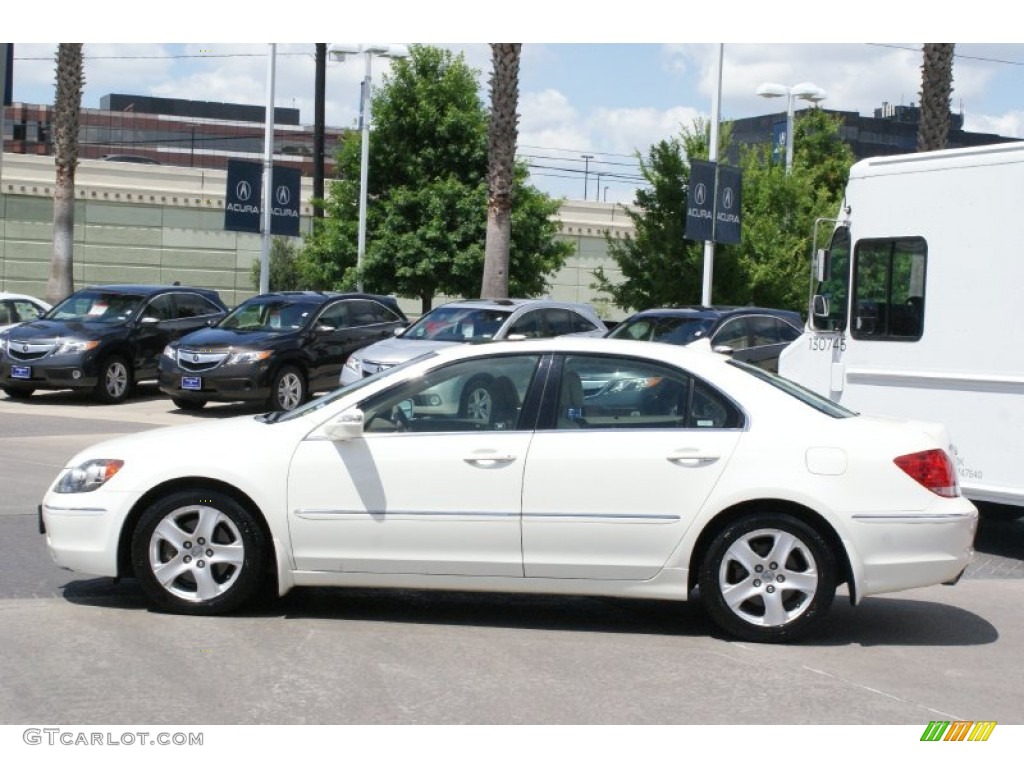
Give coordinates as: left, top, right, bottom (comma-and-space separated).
778, 142, 1024, 514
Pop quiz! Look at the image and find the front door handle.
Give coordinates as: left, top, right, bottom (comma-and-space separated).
463, 454, 517, 467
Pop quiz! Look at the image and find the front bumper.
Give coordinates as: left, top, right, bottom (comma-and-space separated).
158, 364, 272, 403
40, 491, 132, 578
1, 356, 99, 391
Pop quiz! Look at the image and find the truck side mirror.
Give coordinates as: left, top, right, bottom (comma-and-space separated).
812, 295, 830, 318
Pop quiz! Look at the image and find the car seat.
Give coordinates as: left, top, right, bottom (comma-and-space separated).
488, 376, 520, 430
556, 369, 586, 428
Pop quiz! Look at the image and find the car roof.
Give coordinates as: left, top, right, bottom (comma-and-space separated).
72, 284, 223, 298
0, 292, 50, 305
623, 306, 802, 322
438, 298, 594, 312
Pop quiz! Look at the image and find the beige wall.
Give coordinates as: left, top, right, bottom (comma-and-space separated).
0, 154, 633, 320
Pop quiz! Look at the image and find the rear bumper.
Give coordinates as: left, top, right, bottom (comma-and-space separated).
848, 505, 978, 601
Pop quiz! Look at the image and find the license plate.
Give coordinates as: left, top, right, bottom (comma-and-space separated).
11, 365, 31, 379
181, 376, 202, 391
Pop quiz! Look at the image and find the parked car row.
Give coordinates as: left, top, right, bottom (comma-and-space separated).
0, 283, 807, 413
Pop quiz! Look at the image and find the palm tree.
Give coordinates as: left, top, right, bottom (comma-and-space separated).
47, 43, 84, 304
917, 43, 955, 153
480, 43, 521, 299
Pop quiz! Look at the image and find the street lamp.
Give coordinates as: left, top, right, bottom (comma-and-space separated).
329, 43, 410, 291
756, 81, 827, 173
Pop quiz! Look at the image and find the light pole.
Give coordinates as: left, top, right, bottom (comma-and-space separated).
581, 154, 593, 200
329, 43, 410, 291
756, 81, 827, 173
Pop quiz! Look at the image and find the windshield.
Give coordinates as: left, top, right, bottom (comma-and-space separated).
264, 351, 439, 424
727, 359, 857, 418
47, 291, 144, 323
220, 299, 315, 332
608, 314, 715, 345
402, 306, 512, 342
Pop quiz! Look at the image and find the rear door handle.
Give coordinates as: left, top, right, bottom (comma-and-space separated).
667, 449, 719, 466
463, 454, 517, 467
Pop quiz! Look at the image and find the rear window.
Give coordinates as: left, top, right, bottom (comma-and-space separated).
728, 359, 857, 419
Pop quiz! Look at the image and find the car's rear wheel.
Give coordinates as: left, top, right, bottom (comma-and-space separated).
130, 488, 267, 615
172, 397, 207, 411
459, 374, 494, 422
94, 355, 132, 404
268, 365, 306, 411
699, 512, 836, 643
2, 385, 35, 399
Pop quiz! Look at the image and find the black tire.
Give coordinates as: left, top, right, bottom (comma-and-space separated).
94, 354, 133, 404
459, 374, 494, 421
172, 397, 207, 411
698, 512, 836, 643
268, 365, 306, 411
130, 488, 268, 615
2, 385, 35, 399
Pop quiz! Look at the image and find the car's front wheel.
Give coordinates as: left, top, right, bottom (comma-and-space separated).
130, 488, 268, 615
94, 355, 132, 404
171, 397, 207, 411
459, 374, 494, 422
699, 512, 836, 643
2, 385, 35, 399
268, 365, 306, 411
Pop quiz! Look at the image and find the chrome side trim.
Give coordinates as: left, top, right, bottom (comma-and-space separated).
851, 512, 976, 523
294, 509, 520, 520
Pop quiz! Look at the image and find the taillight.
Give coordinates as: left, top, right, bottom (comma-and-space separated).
894, 449, 959, 497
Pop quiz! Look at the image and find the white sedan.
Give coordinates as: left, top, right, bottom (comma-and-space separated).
40, 337, 977, 643
0, 291, 51, 333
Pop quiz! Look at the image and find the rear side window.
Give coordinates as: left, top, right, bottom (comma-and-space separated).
175, 293, 224, 318
851, 237, 926, 341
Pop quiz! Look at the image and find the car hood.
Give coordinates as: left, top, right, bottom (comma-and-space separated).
173, 326, 298, 350
5, 318, 126, 341
353, 336, 461, 364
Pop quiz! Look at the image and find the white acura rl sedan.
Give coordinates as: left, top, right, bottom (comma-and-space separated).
40, 337, 977, 643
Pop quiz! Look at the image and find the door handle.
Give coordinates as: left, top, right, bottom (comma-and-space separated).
463, 454, 517, 467
667, 449, 719, 466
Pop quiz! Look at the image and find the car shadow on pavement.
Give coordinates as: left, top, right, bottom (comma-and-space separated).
59, 577, 997, 646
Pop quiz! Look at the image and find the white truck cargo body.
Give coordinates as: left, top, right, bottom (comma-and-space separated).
779, 142, 1024, 509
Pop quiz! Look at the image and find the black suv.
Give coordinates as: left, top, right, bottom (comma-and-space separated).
606, 306, 803, 372
0, 284, 228, 404
158, 291, 408, 411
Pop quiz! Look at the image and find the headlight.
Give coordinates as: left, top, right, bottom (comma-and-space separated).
53, 339, 100, 356
55, 459, 124, 494
163, 344, 176, 359
344, 356, 362, 375
0, 334, 8, 353
225, 350, 272, 366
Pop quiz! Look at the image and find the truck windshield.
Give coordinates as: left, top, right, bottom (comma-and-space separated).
812, 226, 850, 333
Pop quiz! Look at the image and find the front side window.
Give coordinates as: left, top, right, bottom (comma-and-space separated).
812, 226, 851, 333
851, 237, 926, 341
360, 354, 542, 434
174, 293, 223, 319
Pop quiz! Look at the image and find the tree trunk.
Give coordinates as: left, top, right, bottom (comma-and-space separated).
917, 43, 955, 153
481, 43, 521, 299
47, 43, 84, 304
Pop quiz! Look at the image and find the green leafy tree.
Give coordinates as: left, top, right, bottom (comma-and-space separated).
732, 109, 855, 311
593, 119, 741, 311
299, 45, 569, 314
250, 237, 303, 292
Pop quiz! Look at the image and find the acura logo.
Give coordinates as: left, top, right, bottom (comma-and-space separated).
275, 185, 291, 206
694, 182, 707, 206
21, 344, 29, 353
722, 187, 735, 210
192, 354, 200, 363
236, 180, 252, 201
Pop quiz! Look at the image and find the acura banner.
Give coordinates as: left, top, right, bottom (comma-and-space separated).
224, 160, 301, 237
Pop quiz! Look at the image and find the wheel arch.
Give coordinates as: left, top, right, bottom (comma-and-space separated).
686, 498, 856, 602
117, 476, 278, 585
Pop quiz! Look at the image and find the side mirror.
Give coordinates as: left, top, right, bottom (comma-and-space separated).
139, 316, 160, 325
324, 408, 365, 441
712, 344, 735, 356
812, 294, 830, 318
393, 326, 405, 337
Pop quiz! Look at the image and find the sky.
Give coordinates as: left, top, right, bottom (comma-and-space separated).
6, 3, 1024, 205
